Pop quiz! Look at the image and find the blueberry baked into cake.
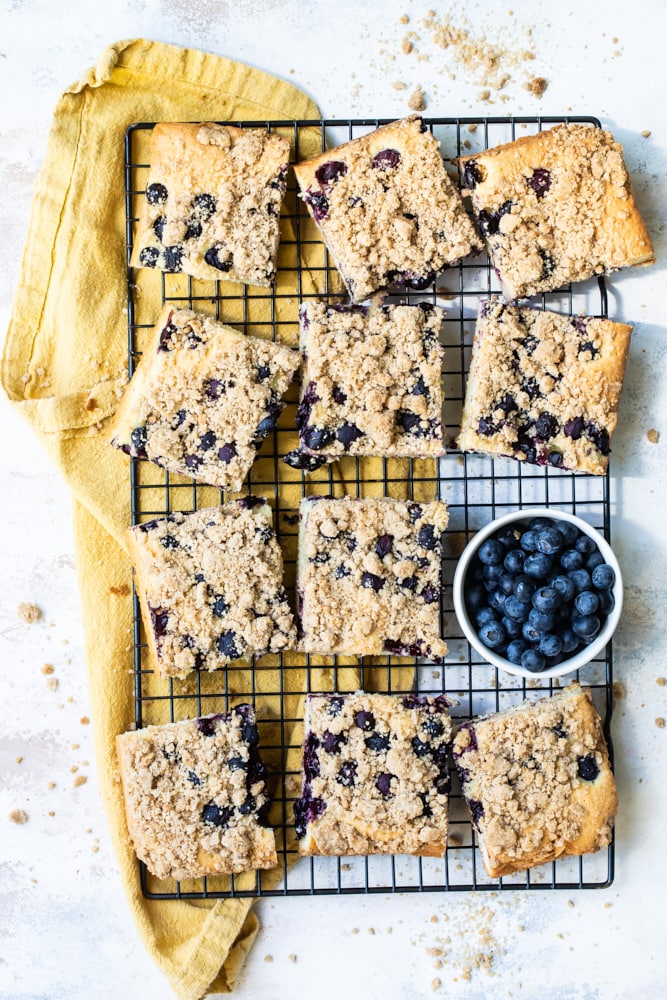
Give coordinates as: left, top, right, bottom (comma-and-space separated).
109, 305, 300, 491
130, 122, 290, 286
294, 692, 453, 856
297, 496, 449, 660
459, 123, 655, 301
286, 300, 445, 469
457, 300, 632, 475
294, 115, 480, 302
452, 683, 618, 878
127, 501, 296, 677
117, 706, 277, 880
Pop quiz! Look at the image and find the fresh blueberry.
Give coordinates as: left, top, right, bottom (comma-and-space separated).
575, 534, 598, 556
488, 589, 507, 612
568, 568, 592, 593
504, 549, 525, 574
591, 563, 615, 591
597, 590, 615, 614
201, 802, 233, 827
514, 575, 536, 604
498, 571, 516, 596
521, 648, 546, 673
555, 520, 579, 546
535, 527, 564, 555
337, 761, 357, 787
577, 754, 600, 781
522, 621, 541, 644
528, 607, 556, 633
217, 442, 237, 463
520, 530, 539, 553
532, 587, 561, 613
204, 244, 233, 271
524, 553, 554, 578
315, 160, 348, 185
551, 574, 576, 603
483, 562, 502, 587
503, 595, 530, 622
375, 773, 394, 797
478, 538, 504, 565
571, 614, 601, 641
539, 633, 563, 658
146, 182, 168, 205
217, 630, 241, 658
560, 548, 584, 572
495, 526, 520, 550
574, 590, 600, 616
586, 549, 605, 570
479, 619, 507, 649
506, 638, 528, 664
501, 615, 523, 639
371, 148, 401, 170
355, 710, 375, 731
336, 421, 363, 449
475, 606, 498, 628
560, 628, 580, 654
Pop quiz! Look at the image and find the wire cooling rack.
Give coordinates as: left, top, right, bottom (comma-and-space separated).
124, 116, 614, 898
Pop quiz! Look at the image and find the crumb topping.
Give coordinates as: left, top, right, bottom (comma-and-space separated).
459, 124, 655, 300
295, 692, 452, 856
452, 684, 617, 877
294, 115, 480, 302
128, 501, 296, 677
117, 707, 277, 880
297, 301, 445, 460
110, 306, 300, 492
130, 122, 290, 287
457, 300, 632, 475
298, 497, 449, 658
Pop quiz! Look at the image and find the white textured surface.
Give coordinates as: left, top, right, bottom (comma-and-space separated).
1, 1, 666, 998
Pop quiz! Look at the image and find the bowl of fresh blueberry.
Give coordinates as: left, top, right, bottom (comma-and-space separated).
452, 508, 623, 678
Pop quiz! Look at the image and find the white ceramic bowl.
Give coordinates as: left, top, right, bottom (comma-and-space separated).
452, 507, 623, 680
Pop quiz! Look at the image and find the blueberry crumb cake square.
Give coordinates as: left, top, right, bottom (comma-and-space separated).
294, 692, 452, 856
294, 115, 480, 302
457, 300, 632, 475
459, 123, 655, 301
452, 683, 617, 878
286, 300, 445, 470
297, 496, 449, 660
130, 122, 290, 286
117, 706, 277, 880
127, 500, 296, 677
109, 305, 301, 491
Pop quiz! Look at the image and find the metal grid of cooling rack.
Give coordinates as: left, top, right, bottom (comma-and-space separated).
124, 116, 614, 899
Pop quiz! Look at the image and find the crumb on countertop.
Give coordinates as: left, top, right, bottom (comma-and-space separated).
392, 80, 408, 90
525, 76, 548, 97
656, 718, 666, 729
647, 429, 660, 444
408, 85, 426, 110
18, 603, 41, 623
9, 809, 28, 825
288, 954, 297, 963
80, 717, 90, 725
74, 775, 88, 787
641, 130, 652, 138
657, 677, 667, 687
612, 680, 626, 701
42, 663, 55, 675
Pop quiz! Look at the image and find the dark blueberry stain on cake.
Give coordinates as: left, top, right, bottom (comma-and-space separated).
345, 532, 357, 553
304, 186, 329, 222
337, 761, 357, 787
420, 584, 440, 604
257, 364, 272, 382
396, 409, 422, 435
184, 220, 202, 241
149, 605, 169, 641
171, 409, 187, 430
371, 148, 401, 170
332, 385, 347, 404
139, 246, 160, 267
521, 376, 541, 401
400, 575, 418, 591
130, 425, 148, 456
361, 571, 385, 592
187, 770, 201, 786
462, 159, 485, 189
423, 716, 445, 738
216, 630, 241, 659
564, 416, 584, 440
146, 182, 168, 205
538, 247, 555, 278
227, 755, 248, 772
239, 794, 257, 816
336, 421, 363, 450
204, 244, 233, 271
201, 802, 233, 828
408, 502, 423, 523
240, 722, 259, 748
411, 736, 432, 758
578, 340, 599, 358
468, 799, 484, 827
217, 442, 237, 464
585, 422, 610, 455
160, 534, 179, 550
478, 199, 512, 237
528, 167, 552, 198
212, 595, 228, 618
334, 564, 351, 579
410, 375, 429, 397
205, 378, 223, 399
417, 523, 439, 551
283, 449, 328, 471
184, 454, 202, 471
255, 524, 273, 544
375, 534, 394, 558
577, 754, 600, 781
328, 696, 344, 717
365, 732, 390, 753
309, 551, 330, 566
270, 166, 289, 191
191, 193, 217, 220
548, 451, 564, 467
303, 732, 321, 780
552, 722, 569, 740
571, 316, 588, 336
418, 791, 433, 818
375, 772, 394, 797
237, 496, 264, 509
454, 723, 478, 755
315, 160, 348, 186
293, 793, 326, 840
322, 730, 347, 755
348, 194, 363, 208
384, 639, 427, 657
153, 215, 166, 242
521, 334, 539, 355
195, 713, 227, 737
303, 424, 335, 451
296, 381, 320, 431
163, 245, 184, 272
402, 694, 429, 709
354, 710, 375, 731
535, 412, 559, 440
199, 430, 217, 451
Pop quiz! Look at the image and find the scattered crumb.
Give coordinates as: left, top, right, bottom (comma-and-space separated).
91, 844, 99, 853
408, 85, 426, 110
71, 743, 80, 749
15, 756, 23, 764
402, 37, 414, 54
9, 809, 28, 825
657, 677, 666, 687
74, 775, 88, 787
71, 765, 79, 773
647, 429, 660, 444
48, 810, 55, 817
47, 782, 56, 790
612, 680, 626, 701
288, 954, 297, 963
341, 862, 351, 871
264, 954, 273, 963
431, 979, 442, 992
387, 927, 393, 934
289, 68, 294, 75
641, 130, 652, 138
461, 968, 472, 981
430, 914, 439, 923
567, 899, 575, 908
368, 927, 376, 935
18, 603, 41, 624
468, 123, 478, 132
656, 718, 665, 729
45, 677, 59, 692
433, 959, 443, 969
525, 76, 548, 97
80, 717, 90, 725
351, 927, 360, 935
400, 13, 410, 23
392, 80, 408, 90
478, 88, 491, 101
41, 663, 55, 675
109, 584, 131, 596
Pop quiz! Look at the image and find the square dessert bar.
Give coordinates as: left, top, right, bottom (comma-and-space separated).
294, 692, 453, 856
117, 706, 277, 880
109, 305, 300, 492
127, 500, 296, 677
297, 496, 449, 660
130, 122, 290, 287
294, 115, 480, 302
452, 683, 617, 878
459, 123, 655, 300
457, 300, 632, 475
292, 300, 445, 464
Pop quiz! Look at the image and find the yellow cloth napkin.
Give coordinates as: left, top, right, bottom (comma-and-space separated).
2, 39, 438, 998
